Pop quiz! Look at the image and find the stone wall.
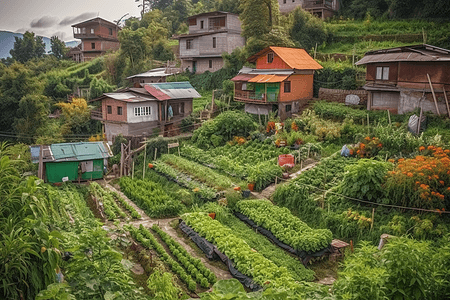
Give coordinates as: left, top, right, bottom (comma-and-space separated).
318, 88, 368, 106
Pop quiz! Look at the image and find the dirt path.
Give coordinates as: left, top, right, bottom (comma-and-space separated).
103, 183, 232, 281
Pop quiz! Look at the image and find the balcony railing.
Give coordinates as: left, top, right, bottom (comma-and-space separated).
303, 0, 333, 9
234, 90, 279, 103
91, 110, 103, 120
73, 32, 117, 40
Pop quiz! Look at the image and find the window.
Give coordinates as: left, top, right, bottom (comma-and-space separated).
376, 66, 389, 80
134, 106, 151, 117
284, 81, 291, 93
90, 28, 94, 34
283, 0, 286, 3
200, 20, 204, 29
213, 37, 216, 48
209, 60, 212, 68
292, 0, 295, 2
107, 105, 112, 114
180, 102, 185, 114
186, 39, 193, 50
210, 17, 225, 29
242, 82, 247, 90
117, 106, 123, 115
109, 28, 113, 35
286, 104, 292, 112
189, 18, 197, 26
267, 52, 274, 63
91, 42, 95, 50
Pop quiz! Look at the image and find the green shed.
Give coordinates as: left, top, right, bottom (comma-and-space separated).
31, 142, 112, 183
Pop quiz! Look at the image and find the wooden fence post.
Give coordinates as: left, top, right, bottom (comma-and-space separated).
142, 141, 147, 179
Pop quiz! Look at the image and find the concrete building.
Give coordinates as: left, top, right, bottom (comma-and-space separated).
175, 11, 245, 74
355, 44, 450, 115
278, 0, 340, 18
232, 46, 322, 120
72, 17, 120, 62
90, 82, 201, 141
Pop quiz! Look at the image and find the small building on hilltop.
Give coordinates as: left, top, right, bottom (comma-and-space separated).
31, 142, 112, 183
175, 11, 245, 74
232, 46, 322, 120
72, 17, 120, 62
127, 66, 182, 86
90, 82, 201, 140
355, 44, 450, 115
278, 0, 340, 18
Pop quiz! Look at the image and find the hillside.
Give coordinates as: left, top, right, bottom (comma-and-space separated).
0, 30, 79, 58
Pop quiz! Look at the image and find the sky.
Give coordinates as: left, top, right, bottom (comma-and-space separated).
0, 0, 142, 41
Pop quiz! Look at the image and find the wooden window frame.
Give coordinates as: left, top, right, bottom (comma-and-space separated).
267, 52, 274, 63
117, 106, 123, 115
209, 60, 213, 68
213, 37, 216, 48
284, 81, 291, 93
107, 105, 112, 114
186, 39, 193, 50
286, 104, 292, 112
189, 18, 197, 26
91, 42, 95, 50
376, 66, 389, 80
200, 20, 204, 29
109, 28, 113, 35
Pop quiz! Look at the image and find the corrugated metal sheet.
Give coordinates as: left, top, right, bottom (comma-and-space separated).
231, 74, 257, 81
236, 67, 295, 76
248, 74, 289, 83
144, 82, 202, 99
126, 67, 181, 79
31, 142, 112, 163
104, 92, 156, 102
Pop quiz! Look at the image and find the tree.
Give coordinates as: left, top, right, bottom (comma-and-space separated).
50, 36, 68, 59
239, 0, 280, 39
10, 31, 46, 63
14, 94, 49, 143
216, 0, 241, 14
289, 8, 328, 51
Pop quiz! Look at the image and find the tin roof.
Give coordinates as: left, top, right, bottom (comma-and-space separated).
71, 17, 118, 28
126, 67, 181, 79
143, 82, 202, 100
103, 92, 156, 102
248, 74, 289, 83
355, 44, 450, 65
187, 11, 238, 19
231, 74, 257, 82
30, 142, 112, 163
247, 46, 323, 70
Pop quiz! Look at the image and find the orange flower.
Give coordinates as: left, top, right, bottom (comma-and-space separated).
440, 180, 444, 185
428, 145, 435, 150
407, 172, 413, 177
378, 143, 383, 148
398, 158, 405, 162
419, 146, 425, 151
365, 136, 371, 141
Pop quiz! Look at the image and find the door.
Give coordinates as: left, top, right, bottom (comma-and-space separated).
192, 61, 197, 73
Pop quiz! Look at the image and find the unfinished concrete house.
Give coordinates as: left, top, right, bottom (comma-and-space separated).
175, 11, 245, 74
90, 82, 201, 140
355, 44, 450, 115
72, 17, 120, 62
277, 0, 340, 18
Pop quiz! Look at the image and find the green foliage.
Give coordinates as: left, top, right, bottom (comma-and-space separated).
313, 67, 357, 97
236, 200, 333, 252
147, 271, 180, 299
289, 8, 328, 51
89, 77, 114, 99
111, 134, 128, 155
192, 111, 256, 148
339, 159, 391, 202
13, 94, 50, 143
239, 0, 280, 39
50, 36, 68, 59
10, 31, 46, 63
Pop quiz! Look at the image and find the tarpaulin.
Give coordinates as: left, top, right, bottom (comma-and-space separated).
179, 221, 218, 260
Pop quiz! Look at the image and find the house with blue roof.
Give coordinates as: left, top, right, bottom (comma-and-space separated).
90, 82, 201, 141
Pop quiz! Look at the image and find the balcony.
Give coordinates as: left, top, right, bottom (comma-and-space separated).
73, 31, 117, 40
303, 0, 333, 10
91, 109, 103, 120
234, 90, 279, 103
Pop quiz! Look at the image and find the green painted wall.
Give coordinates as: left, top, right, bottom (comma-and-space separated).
45, 161, 79, 183
255, 83, 280, 102
81, 159, 104, 180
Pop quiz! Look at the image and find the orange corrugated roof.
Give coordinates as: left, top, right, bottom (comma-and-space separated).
270, 47, 323, 70
248, 74, 289, 83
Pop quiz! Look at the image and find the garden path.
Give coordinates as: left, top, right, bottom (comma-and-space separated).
103, 183, 233, 281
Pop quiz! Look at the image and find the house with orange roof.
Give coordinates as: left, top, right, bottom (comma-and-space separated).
232, 46, 322, 119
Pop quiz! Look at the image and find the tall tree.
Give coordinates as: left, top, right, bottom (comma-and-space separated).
289, 8, 328, 51
239, 0, 280, 39
50, 36, 68, 59
10, 31, 46, 63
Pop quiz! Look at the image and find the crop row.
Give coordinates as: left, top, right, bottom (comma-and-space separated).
154, 161, 217, 200
127, 225, 197, 291
90, 182, 127, 220
160, 154, 234, 190
181, 144, 282, 190
235, 200, 333, 253
110, 191, 141, 219
119, 177, 183, 218
182, 212, 301, 289
152, 224, 216, 286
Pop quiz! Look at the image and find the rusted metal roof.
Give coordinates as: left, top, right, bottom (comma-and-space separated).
144, 85, 171, 100
248, 74, 289, 83
356, 44, 450, 65
231, 74, 257, 81
144, 82, 201, 100
247, 46, 323, 70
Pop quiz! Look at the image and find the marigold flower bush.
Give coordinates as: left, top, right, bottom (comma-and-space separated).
384, 146, 450, 209
349, 136, 383, 158
295, 110, 342, 142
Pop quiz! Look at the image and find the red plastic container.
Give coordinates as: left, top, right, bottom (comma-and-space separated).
278, 154, 295, 167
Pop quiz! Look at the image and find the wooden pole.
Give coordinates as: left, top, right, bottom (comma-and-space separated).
132, 160, 135, 179
443, 86, 450, 118
142, 141, 147, 179
427, 73, 440, 116
417, 106, 423, 134
371, 208, 375, 230
38, 145, 43, 180
154, 147, 157, 161
387, 109, 391, 125
367, 114, 370, 132
178, 140, 181, 156
120, 143, 124, 177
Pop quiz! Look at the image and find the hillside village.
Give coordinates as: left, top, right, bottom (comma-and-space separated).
1, 0, 450, 299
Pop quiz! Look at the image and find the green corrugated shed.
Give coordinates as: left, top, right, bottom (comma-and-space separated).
41, 142, 112, 183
